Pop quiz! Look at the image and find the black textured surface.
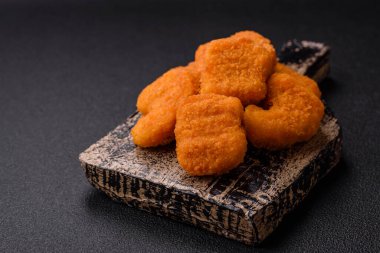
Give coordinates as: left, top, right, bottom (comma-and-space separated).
0, 0, 379, 252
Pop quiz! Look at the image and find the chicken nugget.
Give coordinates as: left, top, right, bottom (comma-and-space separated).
132, 66, 199, 147
175, 94, 247, 176
136, 66, 199, 115
200, 33, 276, 105
186, 61, 202, 87
231, 31, 277, 78
271, 63, 321, 98
131, 109, 176, 147
183, 42, 211, 87
244, 72, 324, 150
194, 42, 209, 72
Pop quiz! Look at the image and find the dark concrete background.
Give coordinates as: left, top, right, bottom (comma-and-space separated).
0, 0, 379, 252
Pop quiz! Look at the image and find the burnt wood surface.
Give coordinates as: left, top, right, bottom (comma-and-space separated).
79, 41, 342, 245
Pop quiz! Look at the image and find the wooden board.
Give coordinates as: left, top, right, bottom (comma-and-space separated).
79, 40, 342, 245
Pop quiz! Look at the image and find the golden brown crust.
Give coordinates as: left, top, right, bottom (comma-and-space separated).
175, 94, 247, 176
244, 67, 324, 150
194, 43, 209, 72
133, 31, 323, 153
199, 32, 276, 106
272, 63, 321, 98
186, 61, 202, 90
131, 109, 176, 147
132, 66, 199, 147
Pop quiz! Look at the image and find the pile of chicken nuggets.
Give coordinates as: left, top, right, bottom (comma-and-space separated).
131, 31, 325, 176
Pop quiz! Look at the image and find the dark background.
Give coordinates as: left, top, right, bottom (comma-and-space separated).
0, 0, 379, 252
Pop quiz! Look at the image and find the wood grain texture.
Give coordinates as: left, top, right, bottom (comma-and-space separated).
79, 40, 342, 245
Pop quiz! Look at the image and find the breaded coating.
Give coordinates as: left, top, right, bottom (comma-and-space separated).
184, 42, 210, 87
131, 109, 176, 147
200, 31, 276, 105
132, 66, 199, 147
186, 61, 202, 87
231, 31, 277, 77
194, 42, 209, 72
136, 66, 199, 115
244, 71, 324, 150
272, 63, 321, 98
175, 94, 247, 176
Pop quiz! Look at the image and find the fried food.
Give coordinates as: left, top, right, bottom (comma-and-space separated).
244, 68, 324, 150
132, 66, 199, 147
200, 31, 276, 105
231, 30, 277, 78
175, 94, 247, 176
186, 61, 202, 86
272, 63, 321, 98
184, 42, 210, 86
130, 30, 328, 176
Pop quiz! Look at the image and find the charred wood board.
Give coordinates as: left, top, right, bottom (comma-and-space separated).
79, 40, 342, 245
